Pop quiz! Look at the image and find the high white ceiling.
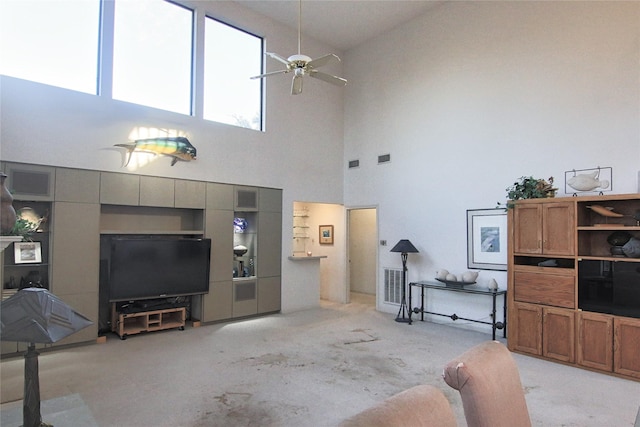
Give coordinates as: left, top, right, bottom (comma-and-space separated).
233, 1, 444, 51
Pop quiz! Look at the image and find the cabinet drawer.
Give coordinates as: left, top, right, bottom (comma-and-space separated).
514, 271, 575, 308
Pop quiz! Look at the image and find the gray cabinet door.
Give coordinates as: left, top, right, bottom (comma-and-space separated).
199, 280, 233, 322
100, 172, 139, 205
258, 276, 281, 313
50, 201, 100, 345
55, 168, 100, 203
140, 176, 174, 207
258, 211, 282, 277
51, 202, 100, 294
207, 182, 234, 210
206, 209, 233, 282
175, 179, 206, 209
259, 188, 282, 212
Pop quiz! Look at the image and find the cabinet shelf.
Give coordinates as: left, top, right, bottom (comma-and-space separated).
513, 256, 575, 271
4, 263, 49, 268
577, 226, 640, 231
292, 205, 310, 254
577, 255, 640, 263
100, 205, 204, 235
101, 229, 204, 235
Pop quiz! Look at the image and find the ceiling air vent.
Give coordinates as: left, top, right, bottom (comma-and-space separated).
348, 160, 360, 169
378, 154, 391, 164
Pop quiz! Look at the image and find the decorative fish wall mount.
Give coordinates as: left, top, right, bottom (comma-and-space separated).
115, 137, 197, 166
564, 166, 612, 195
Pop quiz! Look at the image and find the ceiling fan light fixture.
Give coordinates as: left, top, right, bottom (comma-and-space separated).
248, 0, 347, 95
289, 54, 312, 63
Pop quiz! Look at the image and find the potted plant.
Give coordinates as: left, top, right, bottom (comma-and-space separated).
498, 176, 557, 209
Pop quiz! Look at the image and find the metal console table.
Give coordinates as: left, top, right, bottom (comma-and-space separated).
409, 281, 507, 340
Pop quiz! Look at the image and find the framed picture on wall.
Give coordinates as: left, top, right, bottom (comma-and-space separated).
14, 241, 42, 264
319, 225, 334, 245
467, 209, 507, 271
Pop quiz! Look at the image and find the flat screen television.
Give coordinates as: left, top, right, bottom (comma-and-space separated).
108, 237, 211, 302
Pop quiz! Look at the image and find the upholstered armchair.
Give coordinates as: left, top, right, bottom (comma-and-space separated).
340, 384, 457, 427
442, 340, 531, 427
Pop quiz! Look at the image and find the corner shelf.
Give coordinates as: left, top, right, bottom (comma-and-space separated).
292, 206, 310, 253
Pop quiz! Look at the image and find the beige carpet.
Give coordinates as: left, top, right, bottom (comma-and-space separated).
1, 293, 639, 426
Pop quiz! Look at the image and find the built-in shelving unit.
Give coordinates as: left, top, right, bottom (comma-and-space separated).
1, 161, 282, 356
233, 210, 257, 278
292, 206, 309, 255
1, 201, 51, 298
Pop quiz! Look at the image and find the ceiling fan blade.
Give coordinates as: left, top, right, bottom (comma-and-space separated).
309, 70, 347, 87
250, 69, 290, 80
291, 75, 303, 95
307, 54, 341, 69
266, 52, 291, 66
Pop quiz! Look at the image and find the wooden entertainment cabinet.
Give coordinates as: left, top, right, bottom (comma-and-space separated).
111, 304, 186, 340
507, 193, 640, 380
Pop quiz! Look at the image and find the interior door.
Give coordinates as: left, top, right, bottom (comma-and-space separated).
348, 208, 377, 298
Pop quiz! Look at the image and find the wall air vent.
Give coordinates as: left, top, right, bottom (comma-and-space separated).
378, 154, 391, 164
384, 268, 403, 304
348, 160, 360, 169
236, 188, 258, 209
235, 281, 256, 302
4, 164, 55, 200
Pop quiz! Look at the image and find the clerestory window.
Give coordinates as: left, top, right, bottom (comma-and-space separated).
203, 17, 263, 131
0, 0, 264, 131
0, 0, 101, 95
112, 0, 193, 115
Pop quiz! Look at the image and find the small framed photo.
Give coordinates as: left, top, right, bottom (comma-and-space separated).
467, 209, 507, 271
319, 225, 334, 245
14, 241, 42, 264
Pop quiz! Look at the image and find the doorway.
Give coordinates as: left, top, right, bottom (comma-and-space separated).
348, 208, 377, 305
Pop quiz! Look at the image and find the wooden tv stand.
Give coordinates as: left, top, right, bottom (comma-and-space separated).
111, 304, 186, 340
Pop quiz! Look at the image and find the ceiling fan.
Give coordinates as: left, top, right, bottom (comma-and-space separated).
250, 0, 347, 95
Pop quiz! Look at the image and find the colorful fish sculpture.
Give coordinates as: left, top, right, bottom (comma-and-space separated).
115, 137, 197, 166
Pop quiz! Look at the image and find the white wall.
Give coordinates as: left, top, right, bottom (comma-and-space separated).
343, 1, 640, 331
2, 1, 639, 330
0, 1, 346, 313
